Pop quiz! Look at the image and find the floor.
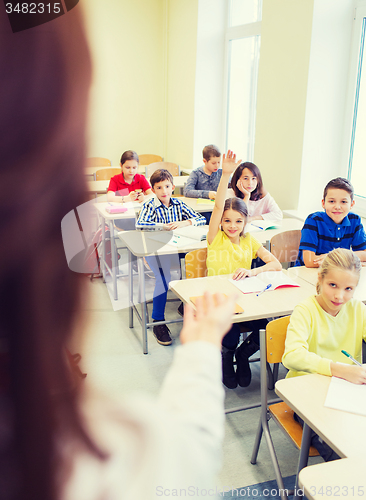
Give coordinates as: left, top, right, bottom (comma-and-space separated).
73, 252, 323, 490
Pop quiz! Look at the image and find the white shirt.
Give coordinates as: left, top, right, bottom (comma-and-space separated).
62, 342, 225, 500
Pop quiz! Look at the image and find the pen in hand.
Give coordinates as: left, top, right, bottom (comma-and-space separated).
341, 349, 362, 366
256, 283, 272, 296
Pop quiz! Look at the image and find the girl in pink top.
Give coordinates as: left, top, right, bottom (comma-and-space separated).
229, 162, 282, 222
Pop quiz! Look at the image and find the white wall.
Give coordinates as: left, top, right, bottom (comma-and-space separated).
298, 0, 355, 212
192, 0, 226, 168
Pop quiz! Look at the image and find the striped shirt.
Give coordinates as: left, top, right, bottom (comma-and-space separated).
136, 196, 206, 228
296, 211, 366, 265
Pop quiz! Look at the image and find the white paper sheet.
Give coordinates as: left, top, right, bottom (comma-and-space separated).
324, 376, 366, 416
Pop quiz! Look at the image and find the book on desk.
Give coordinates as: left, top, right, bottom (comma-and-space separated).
229, 271, 300, 294
245, 220, 282, 232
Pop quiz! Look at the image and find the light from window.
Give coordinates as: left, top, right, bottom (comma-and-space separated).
229, 0, 262, 26
348, 17, 366, 199
226, 36, 261, 161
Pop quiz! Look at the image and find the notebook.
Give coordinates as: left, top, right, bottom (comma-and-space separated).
229, 271, 300, 295
173, 225, 208, 241
248, 220, 282, 231
197, 198, 215, 205
189, 294, 244, 314
105, 205, 128, 214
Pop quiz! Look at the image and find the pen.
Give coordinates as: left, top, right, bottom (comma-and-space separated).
257, 283, 272, 296
341, 349, 362, 366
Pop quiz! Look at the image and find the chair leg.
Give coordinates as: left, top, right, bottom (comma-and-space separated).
251, 418, 264, 464
262, 421, 288, 500
267, 362, 274, 390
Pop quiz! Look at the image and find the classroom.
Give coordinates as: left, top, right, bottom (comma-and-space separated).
78, 0, 366, 497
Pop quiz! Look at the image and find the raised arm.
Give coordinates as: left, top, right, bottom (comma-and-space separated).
207, 151, 241, 245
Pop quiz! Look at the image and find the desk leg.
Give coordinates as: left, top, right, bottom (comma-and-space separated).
101, 218, 106, 282
109, 220, 118, 300
138, 257, 148, 355
293, 423, 311, 500
128, 249, 133, 328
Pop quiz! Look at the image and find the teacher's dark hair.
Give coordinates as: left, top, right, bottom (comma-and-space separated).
0, 7, 101, 500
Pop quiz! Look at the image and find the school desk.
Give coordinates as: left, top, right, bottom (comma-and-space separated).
169, 272, 315, 323
299, 457, 366, 500
287, 266, 366, 303
87, 176, 187, 196
275, 374, 366, 500
246, 217, 303, 250
94, 202, 142, 300
118, 230, 208, 354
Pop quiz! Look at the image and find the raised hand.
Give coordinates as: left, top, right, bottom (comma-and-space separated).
179, 292, 237, 348
222, 150, 242, 175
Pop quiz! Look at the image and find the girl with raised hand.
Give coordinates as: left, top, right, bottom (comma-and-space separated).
207, 151, 282, 389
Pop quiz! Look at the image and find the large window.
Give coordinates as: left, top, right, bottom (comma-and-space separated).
346, 2, 366, 215
224, 0, 262, 161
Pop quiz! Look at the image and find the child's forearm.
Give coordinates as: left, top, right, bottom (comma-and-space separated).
214, 173, 231, 210
331, 361, 366, 384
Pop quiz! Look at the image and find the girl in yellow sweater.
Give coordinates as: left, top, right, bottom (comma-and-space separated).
207, 151, 281, 388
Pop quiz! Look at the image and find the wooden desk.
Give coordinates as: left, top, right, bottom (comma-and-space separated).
118, 230, 208, 354
169, 273, 315, 324
299, 457, 366, 500
275, 374, 366, 499
287, 266, 366, 302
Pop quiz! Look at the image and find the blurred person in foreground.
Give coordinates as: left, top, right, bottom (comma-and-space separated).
0, 5, 237, 500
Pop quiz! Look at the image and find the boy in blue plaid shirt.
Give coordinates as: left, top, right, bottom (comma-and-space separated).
137, 169, 206, 345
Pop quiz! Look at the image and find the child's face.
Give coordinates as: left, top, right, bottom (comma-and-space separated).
152, 179, 175, 206
317, 268, 358, 317
240, 168, 258, 193
203, 156, 221, 173
321, 188, 355, 224
221, 209, 246, 241
121, 160, 139, 182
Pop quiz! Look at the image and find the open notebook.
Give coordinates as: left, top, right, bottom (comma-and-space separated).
245, 220, 282, 232
229, 271, 300, 294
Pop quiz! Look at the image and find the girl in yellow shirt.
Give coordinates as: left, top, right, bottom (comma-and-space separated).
207, 151, 281, 389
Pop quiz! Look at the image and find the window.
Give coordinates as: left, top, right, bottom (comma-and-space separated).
224, 0, 262, 162
345, 2, 366, 215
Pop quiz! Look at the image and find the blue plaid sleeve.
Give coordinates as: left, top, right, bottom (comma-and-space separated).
179, 201, 206, 226
136, 200, 157, 228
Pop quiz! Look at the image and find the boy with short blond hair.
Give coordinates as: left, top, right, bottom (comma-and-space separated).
137, 169, 206, 345
297, 177, 366, 267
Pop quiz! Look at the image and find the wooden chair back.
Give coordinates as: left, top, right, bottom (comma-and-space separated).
86, 157, 112, 167
185, 248, 208, 279
139, 154, 163, 165
95, 168, 121, 181
266, 316, 291, 364
145, 162, 180, 178
270, 230, 301, 263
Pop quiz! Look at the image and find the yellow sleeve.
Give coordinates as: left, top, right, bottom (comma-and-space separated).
282, 303, 332, 377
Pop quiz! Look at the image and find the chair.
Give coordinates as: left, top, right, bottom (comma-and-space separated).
139, 154, 163, 165
86, 157, 112, 167
251, 316, 318, 500
95, 167, 121, 181
185, 248, 208, 279
145, 161, 180, 178
270, 230, 301, 265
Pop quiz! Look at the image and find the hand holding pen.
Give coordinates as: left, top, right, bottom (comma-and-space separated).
330, 351, 366, 384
